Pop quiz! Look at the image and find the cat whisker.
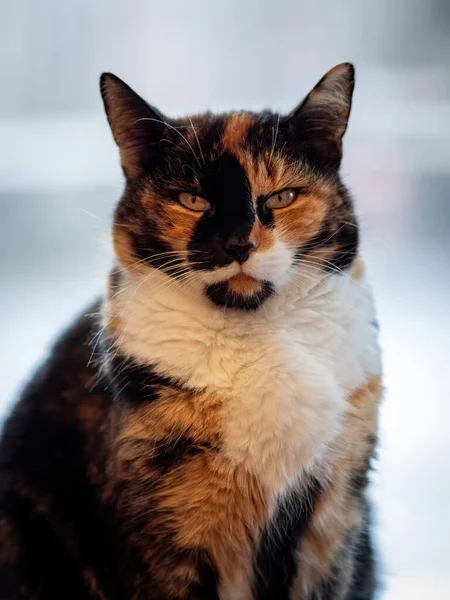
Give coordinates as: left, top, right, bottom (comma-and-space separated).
116, 250, 205, 274
182, 163, 202, 179
110, 261, 189, 298
269, 114, 280, 166
188, 117, 205, 166
295, 254, 369, 291
292, 260, 370, 299
284, 223, 350, 252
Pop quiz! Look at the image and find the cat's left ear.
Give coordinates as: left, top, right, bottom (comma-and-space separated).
287, 63, 355, 169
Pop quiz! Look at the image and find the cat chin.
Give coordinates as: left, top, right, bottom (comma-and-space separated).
204, 279, 274, 310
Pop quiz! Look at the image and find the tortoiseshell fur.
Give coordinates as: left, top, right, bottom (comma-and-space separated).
0, 64, 382, 599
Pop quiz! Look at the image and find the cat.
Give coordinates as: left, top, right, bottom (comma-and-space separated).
0, 63, 382, 599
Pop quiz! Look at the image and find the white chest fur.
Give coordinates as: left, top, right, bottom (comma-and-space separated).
109, 267, 381, 492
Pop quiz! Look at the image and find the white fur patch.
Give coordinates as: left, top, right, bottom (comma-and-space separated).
107, 256, 381, 495
197, 238, 294, 289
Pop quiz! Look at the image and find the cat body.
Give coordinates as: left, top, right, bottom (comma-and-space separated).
0, 64, 382, 599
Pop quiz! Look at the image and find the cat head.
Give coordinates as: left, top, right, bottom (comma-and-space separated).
101, 63, 358, 310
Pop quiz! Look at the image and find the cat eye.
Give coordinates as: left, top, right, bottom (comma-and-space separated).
266, 188, 297, 209
177, 192, 211, 212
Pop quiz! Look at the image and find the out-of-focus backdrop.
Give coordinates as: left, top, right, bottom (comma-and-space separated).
1, 1, 449, 597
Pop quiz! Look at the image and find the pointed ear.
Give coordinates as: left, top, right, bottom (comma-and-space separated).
288, 63, 355, 169
100, 73, 166, 178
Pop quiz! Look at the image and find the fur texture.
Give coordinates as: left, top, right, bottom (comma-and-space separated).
0, 63, 382, 599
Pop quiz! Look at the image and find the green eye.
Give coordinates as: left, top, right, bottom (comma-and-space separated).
178, 192, 211, 212
266, 188, 297, 209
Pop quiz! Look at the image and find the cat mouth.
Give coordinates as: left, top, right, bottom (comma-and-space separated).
203, 269, 275, 309
199, 264, 275, 309
204, 276, 275, 309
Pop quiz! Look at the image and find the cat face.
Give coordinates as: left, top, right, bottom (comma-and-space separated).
101, 64, 358, 309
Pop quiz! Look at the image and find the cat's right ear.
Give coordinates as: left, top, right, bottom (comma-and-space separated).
100, 73, 166, 178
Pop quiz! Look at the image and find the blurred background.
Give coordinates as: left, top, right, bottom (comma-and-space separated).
1, 1, 449, 597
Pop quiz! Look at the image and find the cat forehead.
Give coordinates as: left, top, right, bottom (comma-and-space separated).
158, 111, 316, 197
170, 111, 283, 154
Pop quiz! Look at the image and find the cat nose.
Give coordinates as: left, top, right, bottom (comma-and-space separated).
224, 237, 258, 264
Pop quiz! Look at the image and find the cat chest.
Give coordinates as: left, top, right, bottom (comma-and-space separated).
208, 334, 346, 489
118, 294, 379, 487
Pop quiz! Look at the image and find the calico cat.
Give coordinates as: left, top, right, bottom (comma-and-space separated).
0, 63, 382, 599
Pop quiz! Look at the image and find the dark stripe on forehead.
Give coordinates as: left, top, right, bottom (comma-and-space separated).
201, 151, 253, 228
252, 477, 322, 600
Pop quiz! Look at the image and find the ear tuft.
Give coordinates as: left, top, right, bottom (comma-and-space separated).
288, 63, 355, 169
100, 73, 166, 178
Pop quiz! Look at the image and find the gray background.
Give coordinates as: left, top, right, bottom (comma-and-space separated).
1, 1, 449, 597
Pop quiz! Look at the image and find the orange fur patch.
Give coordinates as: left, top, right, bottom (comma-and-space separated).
274, 190, 330, 248
160, 204, 201, 252
222, 114, 256, 155
249, 217, 275, 252
109, 386, 269, 596
227, 274, 262, 296
351, 256, 366, 281
117, 387, 223, 449
112, 225, 146, 275
159, 457, 267, 583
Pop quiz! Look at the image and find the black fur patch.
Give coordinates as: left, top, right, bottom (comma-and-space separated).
107, 353, 182, 405
152, 437, 217, 474
191, 552, 220, 600
256, 194, 275, 228
0, 307, 126, 600
205, 280, 274, 310
295, 210, 359, 273
348, 504, 376, 599
326, 222, 359, 271
252, 477, 323, 599
188, 152, 255, 270
1, 491, 96, 600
